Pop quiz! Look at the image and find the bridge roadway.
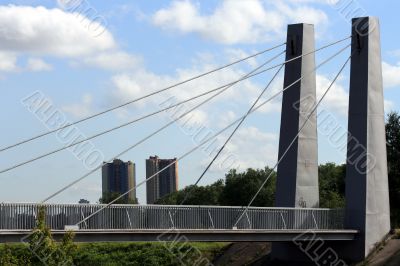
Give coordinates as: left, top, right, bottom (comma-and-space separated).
0, 203, 358, 242
0, 229, 358, 243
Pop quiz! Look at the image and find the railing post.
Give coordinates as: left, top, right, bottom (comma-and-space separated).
168, 210, 175, 229
279, 211, 287, 229
208, 209, 215, 229
126, 208, 133, 229
80, 209, 87, 229
245, 211, 252, 229
312, 210, 318, 229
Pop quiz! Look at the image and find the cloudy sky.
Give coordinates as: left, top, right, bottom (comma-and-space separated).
0, 0, 399, 204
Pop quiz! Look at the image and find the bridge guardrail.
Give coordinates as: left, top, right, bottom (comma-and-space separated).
0, 203, 344, 231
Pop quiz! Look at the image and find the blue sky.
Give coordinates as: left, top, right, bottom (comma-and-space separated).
0, 0, 399, 204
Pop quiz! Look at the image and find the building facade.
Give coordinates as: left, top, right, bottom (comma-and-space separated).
146, 156, 178, 204
101, 159, 136, 203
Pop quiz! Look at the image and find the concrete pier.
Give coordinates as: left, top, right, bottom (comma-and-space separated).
272, 23, 319, 262
342, 16, 391, 261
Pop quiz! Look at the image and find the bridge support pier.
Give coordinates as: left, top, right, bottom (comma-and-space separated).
274, 22, 319, 210
334, 16, 391, 262
271, 17, 390, 264
271, 23, 319, 262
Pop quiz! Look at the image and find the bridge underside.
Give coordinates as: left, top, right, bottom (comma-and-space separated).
0, 229, 358, 243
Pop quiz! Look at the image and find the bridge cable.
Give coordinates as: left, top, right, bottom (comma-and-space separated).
176, 65, 284, 207
0, 43, 286, 153
39, 49, 289, 203
0, 36, 349, 153
0, 38, 350, 174
44, 44, 350, 206
232, 54, 352, 228
0, 51, 286, 174
73, 45, 350, 225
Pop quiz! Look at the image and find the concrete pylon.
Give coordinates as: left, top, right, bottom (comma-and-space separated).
342, 16, 390, 261
272, 23, 319, 262
275, 23, 319, 209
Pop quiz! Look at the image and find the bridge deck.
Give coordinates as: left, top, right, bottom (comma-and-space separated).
0, 229, 358, 243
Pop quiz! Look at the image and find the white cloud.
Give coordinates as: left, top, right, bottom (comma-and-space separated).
289, 0, 326, 3
0, 5, 115, 57
152, 0, 328, 44
110, 69, 170, 108
83, 51, 142, 71
0, 53, 53, 73
26, 58, 52, 71
382, 61, 400, 89
62, 94, 95, 118
0, 51, 18, 72
218, 110, 237, 128
179, 109, 209, 127
225, 49, 259, 68
316, 74, 348, 116
210, 126, 278, 171
108, 58, 264, 111
316, 72, 395, 115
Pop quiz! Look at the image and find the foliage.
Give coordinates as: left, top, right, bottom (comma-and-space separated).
99, 192, 137, 204
157, 167, 277, 207
72, 242, 206, 266
0, 242, 228, 266
0, 244, 31, 265
28, 205, 77, 265
156, 180, 224, 205
156, 167, 277, 206
78, 199, 90, 204
0, 206, 77, 266
156, 165, 346, 208
319, 163, 345, 208
386, 111, 400, 227
220, 167, 276, 206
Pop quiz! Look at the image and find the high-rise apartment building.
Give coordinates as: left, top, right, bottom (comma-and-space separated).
146, 156, 178, 204
102, 159, 136, 203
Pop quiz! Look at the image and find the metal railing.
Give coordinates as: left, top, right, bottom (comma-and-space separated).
0, 203, 344, 231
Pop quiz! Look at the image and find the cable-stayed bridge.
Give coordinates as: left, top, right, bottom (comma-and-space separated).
0, 17, 390, 262
0, 203, 355, 243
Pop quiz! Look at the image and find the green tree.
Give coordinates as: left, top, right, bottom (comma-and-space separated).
26, 206, 77, 265
156, 168, 277, 207
156, 164, 350, 209
319, 163, 345, 208
386, 111, 400, 227
219, 167, 276, 207
0, 244, 31, 265
78, 199, 90, 204
99, 192, 137, 204
156, 180, 224, 205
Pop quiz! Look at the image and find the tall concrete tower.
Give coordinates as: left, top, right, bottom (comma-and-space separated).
272, 23, 319, 261
275, 23, 319, 209
343, 16, 390, 261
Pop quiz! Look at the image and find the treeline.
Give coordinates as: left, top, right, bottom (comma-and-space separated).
156, 164, 345, 209
387, 112, 400, 227
157, 112, 400, 228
